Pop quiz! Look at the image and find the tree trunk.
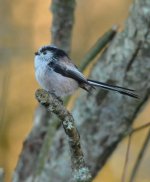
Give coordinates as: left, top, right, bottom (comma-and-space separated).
39, 0, 150, 181
13, 0, 150, 181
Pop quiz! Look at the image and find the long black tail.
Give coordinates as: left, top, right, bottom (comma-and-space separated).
87, 79, 139, 99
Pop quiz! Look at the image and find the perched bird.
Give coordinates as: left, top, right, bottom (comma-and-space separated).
34, 45, 138, 98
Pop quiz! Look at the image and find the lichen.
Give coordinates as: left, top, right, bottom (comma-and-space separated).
73, 167, 91, 182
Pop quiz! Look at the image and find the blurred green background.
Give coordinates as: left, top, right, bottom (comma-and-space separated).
0, 0, 150, 181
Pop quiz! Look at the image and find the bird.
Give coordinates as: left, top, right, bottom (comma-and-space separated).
34, 45, 138, 98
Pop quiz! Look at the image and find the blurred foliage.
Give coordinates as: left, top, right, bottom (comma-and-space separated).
0, 0, 149, 182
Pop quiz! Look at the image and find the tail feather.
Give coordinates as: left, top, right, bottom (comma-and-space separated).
87, 79, 139, 99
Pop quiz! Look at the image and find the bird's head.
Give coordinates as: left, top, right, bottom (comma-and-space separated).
34, 45, 68, 64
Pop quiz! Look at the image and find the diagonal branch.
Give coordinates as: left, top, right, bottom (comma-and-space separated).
13, 1, 77, 181
80, 25, 118, 71
129, 128, 150, 182
45, 0, 150, 181
35, 89, 92, 182
121, 134, 132, 182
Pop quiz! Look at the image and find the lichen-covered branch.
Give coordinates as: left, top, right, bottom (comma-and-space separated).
35, 89, 92, 182
42, 0, 150, 181
13, 1, 76, 181
51, 0, 76, 54
13, 0, 150, 181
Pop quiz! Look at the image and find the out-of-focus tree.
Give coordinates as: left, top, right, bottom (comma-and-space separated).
0, 0, 150, 182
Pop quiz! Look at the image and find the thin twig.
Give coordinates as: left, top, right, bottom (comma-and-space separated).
35, 89, 92, 182
129, 128, 150, 182
126, 122, 150, 136
121, 134, 132, 182
121, 123, 150, 182
80, 25, 118, 71
130, 122, 150, 135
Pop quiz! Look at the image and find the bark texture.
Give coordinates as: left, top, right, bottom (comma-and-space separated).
38, 0, 150, 181
13, 105, 52, 182
13, 0, 150, 181
35, 89, 92, 182
13, 1, 76, 181
51, 0, 76, 54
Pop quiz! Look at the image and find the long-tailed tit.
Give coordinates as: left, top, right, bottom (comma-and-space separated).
34, 45, 138, 98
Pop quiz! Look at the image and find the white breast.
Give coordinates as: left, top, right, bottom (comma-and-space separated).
34, 56, 79, 97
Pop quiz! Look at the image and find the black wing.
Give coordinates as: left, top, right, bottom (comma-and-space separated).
48, 61, 88, 84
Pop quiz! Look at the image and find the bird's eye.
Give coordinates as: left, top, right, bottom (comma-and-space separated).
43, 51, 47, 55
49, 61, 54, 66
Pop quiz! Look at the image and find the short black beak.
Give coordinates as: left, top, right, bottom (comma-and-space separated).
35, 52, 39, 56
